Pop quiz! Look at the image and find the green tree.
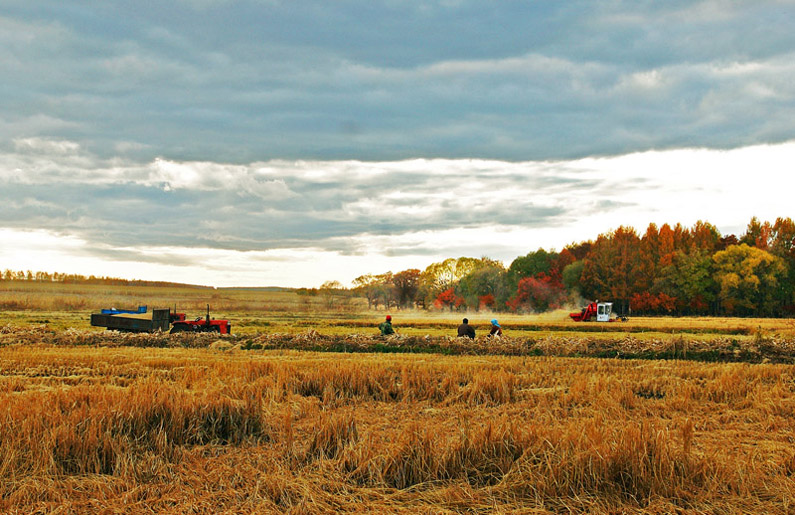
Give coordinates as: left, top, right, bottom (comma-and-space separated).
561, 260, 585, 294
508, 249, 557, 289
655, 249, 716, 314
457, 263, 509, 310
769, 217, 795, 311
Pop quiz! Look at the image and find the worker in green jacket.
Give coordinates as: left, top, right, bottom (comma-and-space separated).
379, 315, 395, 335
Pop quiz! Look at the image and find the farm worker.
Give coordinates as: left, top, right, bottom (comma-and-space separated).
379, 315, 395, 336
457, 318, 475, 339
488, 319, 502, 337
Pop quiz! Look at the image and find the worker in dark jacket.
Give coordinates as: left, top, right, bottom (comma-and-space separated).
488, 319, 502, 337
379, 315, 395, 335
457, 318, 475, 339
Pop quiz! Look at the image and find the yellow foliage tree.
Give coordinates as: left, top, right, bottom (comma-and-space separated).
712, 244, 787, 315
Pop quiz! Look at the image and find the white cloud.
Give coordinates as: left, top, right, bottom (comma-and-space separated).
13, 137, 81, 154
2, 141, 794, 286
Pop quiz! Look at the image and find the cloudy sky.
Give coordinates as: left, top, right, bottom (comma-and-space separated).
1, 1, 794, 287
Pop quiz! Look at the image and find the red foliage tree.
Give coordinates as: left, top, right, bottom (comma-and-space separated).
506, 273, 566, 312
478, 294, 495, 310
434, 288, 464, 311
630, 292, 678, 314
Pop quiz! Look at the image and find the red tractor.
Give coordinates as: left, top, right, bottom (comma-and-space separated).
570, 301, 627, 322
169, 305, 232, 334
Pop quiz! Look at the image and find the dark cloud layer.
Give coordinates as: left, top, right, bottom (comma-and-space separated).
1, 1, 794, 283
1, 1, 793, 163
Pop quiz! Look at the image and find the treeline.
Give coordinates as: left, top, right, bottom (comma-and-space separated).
0, 270, 211, 289
351, 217, 795, 317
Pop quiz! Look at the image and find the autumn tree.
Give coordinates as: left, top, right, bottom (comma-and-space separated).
652, 249, 716, 314
422, 257, 480, 291
770, 217, 795, 260
346, 217, 795, 317
553, 248, 576, 277
375, 272, 398, 309
456, 261, 510, 310
580, 226, 641, 314
420, 257, 499, 308
712, 244, 788, 316
637, 223, 662, 292
505, 248, 572, 312
434, 288, 465, 311
689, 220, 721, 254
565, 241, 592, 260
656, 223, 678, 267
352, 273, 396, 310
740, 216, 773, 250
352, 274, 381, 309
508, 249, 557, 289
718, 234, 739, 250
319, 280, 345, 309
392, 269, 421, 308
506, 274, 566, 312
769, 217, 795, 312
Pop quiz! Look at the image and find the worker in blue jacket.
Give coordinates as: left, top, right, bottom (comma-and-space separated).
488, 319, 502, 337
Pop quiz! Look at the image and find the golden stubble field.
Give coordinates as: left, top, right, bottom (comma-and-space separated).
2, 337, 795, 514
2, 283, 795, 513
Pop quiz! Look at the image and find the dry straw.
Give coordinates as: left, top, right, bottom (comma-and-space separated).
1, 330, 794, 512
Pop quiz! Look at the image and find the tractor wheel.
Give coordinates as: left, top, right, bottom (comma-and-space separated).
170, 324, 188, 334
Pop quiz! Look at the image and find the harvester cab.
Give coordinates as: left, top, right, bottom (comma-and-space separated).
570, 301, 626, 322
596, 302, 612, 322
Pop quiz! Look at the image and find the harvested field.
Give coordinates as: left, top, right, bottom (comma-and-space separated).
2, 282, 795, 512
2, 333, 795, 513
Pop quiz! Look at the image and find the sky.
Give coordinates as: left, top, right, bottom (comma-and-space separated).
1, 1, 794, 287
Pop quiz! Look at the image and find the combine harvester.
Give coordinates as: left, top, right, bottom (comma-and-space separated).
569, 301, 628, 322
90, 305, 231, 334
